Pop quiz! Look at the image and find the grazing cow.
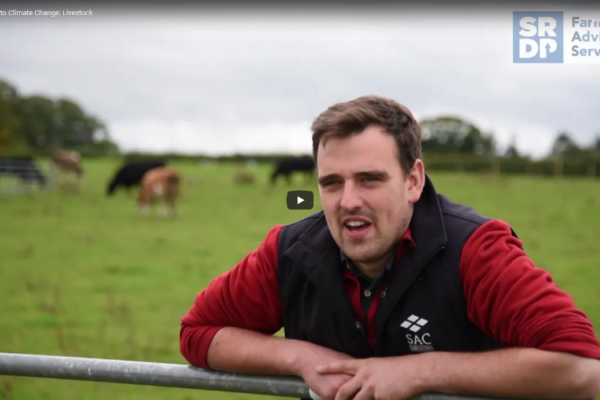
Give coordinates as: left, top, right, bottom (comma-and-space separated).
233, 168, 256, 185
137, 166, 180, 218
270, 155, 315, 185
0, 156, 47, 188
51, 150, 84, 178
106, 160, 166, 196
50, 150, 84, 194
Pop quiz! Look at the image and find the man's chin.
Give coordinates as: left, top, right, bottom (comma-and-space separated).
340, 244, 375, 262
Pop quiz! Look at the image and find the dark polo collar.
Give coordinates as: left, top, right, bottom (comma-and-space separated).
340, 245, 397, 281
340, 228, 414, 283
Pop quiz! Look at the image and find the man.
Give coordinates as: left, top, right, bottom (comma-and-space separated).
180, 95, 600, 400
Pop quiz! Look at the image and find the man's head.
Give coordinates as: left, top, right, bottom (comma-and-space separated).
311, 95, 425, 274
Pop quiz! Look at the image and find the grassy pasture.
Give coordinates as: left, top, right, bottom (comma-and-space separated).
0, 158, 599, 400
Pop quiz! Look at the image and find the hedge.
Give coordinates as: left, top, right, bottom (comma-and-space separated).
117, 152, 600, 178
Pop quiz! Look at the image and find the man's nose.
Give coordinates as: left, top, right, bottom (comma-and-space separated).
340, 182, 363, 210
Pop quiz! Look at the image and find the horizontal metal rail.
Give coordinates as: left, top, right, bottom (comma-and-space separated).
0, 352, 556, 400
0, 352, 308, 397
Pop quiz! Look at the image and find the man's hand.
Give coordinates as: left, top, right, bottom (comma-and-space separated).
316, 356, 425, 400
293, 343, 358, 400
316, 349, 600, 400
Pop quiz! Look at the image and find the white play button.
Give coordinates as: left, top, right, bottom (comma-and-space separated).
286, 190, 313, 210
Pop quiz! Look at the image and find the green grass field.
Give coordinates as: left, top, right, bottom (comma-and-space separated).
1, 159, 599, 400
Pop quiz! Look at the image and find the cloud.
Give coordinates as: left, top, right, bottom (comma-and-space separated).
1, 6, 599, 158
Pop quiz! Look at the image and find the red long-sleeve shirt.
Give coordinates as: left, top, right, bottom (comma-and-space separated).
179, 219, 600, 368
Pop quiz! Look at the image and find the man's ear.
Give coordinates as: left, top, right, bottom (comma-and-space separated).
406, 159, 425, 204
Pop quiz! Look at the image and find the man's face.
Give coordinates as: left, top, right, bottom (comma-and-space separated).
317, 125, 424, 268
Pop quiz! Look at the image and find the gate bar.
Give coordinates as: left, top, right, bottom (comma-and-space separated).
0, 352, 545, 400
0, 352, 308, 398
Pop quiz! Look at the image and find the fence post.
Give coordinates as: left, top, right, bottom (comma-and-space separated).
554, 157, 564, 177
587, 162, 597, 178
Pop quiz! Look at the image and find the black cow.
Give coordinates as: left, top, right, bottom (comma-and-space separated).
269, 155, 315, 185
0, 156, 47, 187
106, 160, 166, 196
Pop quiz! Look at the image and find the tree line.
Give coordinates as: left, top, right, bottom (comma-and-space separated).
418, 115, 600, 160
1, 77, 599, 177
0, 78, 119, 157
128, 116, 600, 177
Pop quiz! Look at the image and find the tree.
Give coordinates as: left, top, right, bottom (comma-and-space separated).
419, 115, 496, 155
0, 79, 19, 103
14, 95, 58, 150
53, 98, 109, 152
0, 79, 28, 156
0, 77, 120, 156
548, 131, 582, 158
590, 134, 600, 151
503, 135, 523, 158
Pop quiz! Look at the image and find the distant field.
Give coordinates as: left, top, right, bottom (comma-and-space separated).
0, 159, 599, 400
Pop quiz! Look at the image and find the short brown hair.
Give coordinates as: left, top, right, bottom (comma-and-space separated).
311, 95, 422, 175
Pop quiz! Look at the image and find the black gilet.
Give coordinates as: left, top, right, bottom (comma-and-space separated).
277, 175, 509, 364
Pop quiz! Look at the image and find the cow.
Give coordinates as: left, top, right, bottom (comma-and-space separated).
137, 166, 180, 218
51, 150, 84, 178
0, 156, 47, 188
50, 150, 84, 194
233, 168, 256, 185
106, 160, 166, 196
269, 155, 315, 186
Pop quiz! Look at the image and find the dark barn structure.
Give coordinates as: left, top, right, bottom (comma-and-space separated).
0, 156, 47, 191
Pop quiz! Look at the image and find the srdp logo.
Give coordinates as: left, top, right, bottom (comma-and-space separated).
513, 11, 563, 63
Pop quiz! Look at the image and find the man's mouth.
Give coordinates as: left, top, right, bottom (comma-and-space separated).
345, 220, 371, 231
342, 218, 373, 238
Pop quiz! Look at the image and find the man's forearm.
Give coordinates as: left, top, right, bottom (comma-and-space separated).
418, 348, 600, 399
206, 327, 310, 376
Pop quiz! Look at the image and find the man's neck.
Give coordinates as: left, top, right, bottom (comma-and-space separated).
354, 248, 395, 279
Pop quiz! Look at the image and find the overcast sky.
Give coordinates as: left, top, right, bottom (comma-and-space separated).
1, 3, 599, 159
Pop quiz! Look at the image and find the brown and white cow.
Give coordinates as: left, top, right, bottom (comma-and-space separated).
51, 150, 84, 177
50, 149, 84, 193
137, 166, 181, 218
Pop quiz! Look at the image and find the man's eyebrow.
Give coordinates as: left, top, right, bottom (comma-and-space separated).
318, 173, 340, 185
357, 170, 389, 178
318, 170, 390, 185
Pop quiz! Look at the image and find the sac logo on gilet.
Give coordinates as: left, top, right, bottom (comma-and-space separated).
400, 314, 434, 352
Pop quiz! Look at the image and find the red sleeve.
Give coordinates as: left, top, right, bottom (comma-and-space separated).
460, 219, 600, 360
179, 224, 284, 368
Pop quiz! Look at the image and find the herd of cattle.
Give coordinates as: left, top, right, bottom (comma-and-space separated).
0, 151, 316, 217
